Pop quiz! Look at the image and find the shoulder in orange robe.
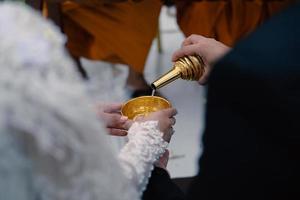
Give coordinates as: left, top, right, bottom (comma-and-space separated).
62, 0, 162, 74
176, 0, 293, 46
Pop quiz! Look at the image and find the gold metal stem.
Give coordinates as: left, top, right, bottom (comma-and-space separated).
151, 67, 181, 89
150, 55, 205, 90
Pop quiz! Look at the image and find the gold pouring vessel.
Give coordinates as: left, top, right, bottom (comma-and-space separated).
151, 55, 205, 90
121, 96, 171, 120
121, 55, 203, 119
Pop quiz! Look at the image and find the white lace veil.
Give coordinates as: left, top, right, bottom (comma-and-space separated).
0, 2, 138, 200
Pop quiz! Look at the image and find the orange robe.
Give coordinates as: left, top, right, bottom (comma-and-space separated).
62, 0, 162, 74
176, 0, 293, 46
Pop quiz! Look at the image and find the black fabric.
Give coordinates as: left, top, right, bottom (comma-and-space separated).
161, 0, 175, 7
143, 3, 300, 200
131, 86, 166, 98
172, 177, 194, 194
131, 87, 153, 98
142, 167, 184, 200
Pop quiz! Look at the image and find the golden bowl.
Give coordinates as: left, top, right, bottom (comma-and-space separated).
121, 96, 171, 120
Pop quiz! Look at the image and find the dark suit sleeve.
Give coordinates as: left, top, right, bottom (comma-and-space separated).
142, 167, 185, 200
146, 3, 300, 200
187, 3, 300, 200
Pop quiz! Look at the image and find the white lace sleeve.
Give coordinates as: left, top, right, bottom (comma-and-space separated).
118, 121, 168, 195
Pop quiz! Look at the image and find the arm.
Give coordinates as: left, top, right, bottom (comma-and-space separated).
98, 104, 179, 195
118, 121, 169, 194
142, 167, 185, 200
118, 108, 177, 195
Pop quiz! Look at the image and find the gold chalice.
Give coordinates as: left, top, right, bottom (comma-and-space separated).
121, 96, 171, 120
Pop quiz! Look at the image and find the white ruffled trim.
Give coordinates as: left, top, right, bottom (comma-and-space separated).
118, 121, 168, 195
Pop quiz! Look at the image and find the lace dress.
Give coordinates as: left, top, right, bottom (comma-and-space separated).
0, 3, 168, 200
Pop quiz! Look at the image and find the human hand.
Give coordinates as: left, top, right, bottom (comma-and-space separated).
135, 108, 177, 142
154, 149, 170, 170
97, 103, 132, 136
172, 34, 231, 84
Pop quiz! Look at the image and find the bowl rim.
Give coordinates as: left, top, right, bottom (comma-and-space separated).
120, 95, 171, 117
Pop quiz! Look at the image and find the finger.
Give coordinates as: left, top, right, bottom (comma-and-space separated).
170, 117, 176, 125
172, 49, 184, 62
198, 71, 210, 85
172, 44, 203, 62
107, 128, 128, 136
133, 115, 145, 121
161, 108, 178, 117
163, 127, 174, 143
181, 34, 205, 47
102, 103, 123, 113
123, 120, 133, 130
103, 114, 128, 127
197, 61, 213, 85
170, 127, 175, 136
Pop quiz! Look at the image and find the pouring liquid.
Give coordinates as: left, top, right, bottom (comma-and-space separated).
151, 89, 156, 96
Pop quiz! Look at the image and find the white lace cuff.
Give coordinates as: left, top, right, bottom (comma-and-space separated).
118, 121, 168, 195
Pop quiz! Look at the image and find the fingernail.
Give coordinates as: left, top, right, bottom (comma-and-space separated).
120, 116, 128, 122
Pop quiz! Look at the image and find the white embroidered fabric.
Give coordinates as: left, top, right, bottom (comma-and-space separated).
119, 121, 168, 195
0, 2, 167, 200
